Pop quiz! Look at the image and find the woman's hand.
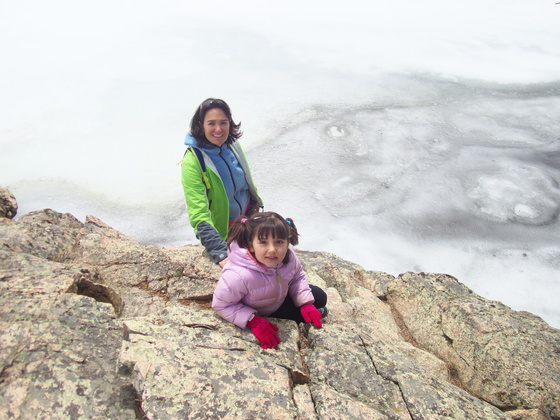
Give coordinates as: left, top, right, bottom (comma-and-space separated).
218, 257, 229, 268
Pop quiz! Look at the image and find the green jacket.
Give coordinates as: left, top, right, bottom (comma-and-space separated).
181, 142, 262, 262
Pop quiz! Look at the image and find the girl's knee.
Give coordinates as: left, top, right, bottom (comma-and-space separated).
311, 285, 328, 308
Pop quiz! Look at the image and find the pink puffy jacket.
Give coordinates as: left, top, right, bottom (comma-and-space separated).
212, 242, 315, 328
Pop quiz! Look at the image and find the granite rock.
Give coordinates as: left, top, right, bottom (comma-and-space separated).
1, 187, 558, 419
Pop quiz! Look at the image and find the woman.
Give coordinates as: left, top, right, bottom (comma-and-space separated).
181, 98, 263, 267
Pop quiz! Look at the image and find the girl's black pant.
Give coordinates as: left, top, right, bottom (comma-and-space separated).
269, 285, 328, 324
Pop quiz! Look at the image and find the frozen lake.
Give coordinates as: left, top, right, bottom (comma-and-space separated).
1, 0, 559, 327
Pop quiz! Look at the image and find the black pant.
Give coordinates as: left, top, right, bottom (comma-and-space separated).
269, 285, 328, 323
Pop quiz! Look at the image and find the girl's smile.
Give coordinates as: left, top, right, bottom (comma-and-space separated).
249, 234, 289, 268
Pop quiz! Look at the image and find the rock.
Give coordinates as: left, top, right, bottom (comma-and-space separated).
119, 305, 305, 419
1, 188, 559, 419
0, 186, 17, 219
0, 250, 136, 419
383, 272, 560, 419
1, 208, 84, 261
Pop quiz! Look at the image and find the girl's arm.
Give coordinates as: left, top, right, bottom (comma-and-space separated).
212, 271, 257, 329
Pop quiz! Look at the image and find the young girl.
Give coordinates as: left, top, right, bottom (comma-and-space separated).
212, 212, 328, 349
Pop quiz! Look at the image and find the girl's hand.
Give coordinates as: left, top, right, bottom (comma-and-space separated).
247, 315, 281, 348
300, 304, 323, 328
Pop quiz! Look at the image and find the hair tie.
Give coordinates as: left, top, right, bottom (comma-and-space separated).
241, 218, 247, 224
286, 220, 292, 225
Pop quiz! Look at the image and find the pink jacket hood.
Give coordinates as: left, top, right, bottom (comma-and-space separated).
211, 242, 314, 328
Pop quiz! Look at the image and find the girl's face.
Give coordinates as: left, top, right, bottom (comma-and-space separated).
249, 234, 289, 268
203, 108, 230, 147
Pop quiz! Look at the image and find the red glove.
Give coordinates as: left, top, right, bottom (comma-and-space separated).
247, 315, 281, 349
300, 304, 323, 328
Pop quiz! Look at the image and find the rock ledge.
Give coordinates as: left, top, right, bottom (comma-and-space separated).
1, 186, 559, 419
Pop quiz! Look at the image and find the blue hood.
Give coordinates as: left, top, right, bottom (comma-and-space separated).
184, 132, 198, 147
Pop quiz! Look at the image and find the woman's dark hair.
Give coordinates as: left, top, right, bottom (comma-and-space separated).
189, 98, 242, 147
227, 212, 299, 264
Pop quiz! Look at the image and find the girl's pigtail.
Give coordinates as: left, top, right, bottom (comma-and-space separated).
227, 217, 250, 249
285, 218, 299, 246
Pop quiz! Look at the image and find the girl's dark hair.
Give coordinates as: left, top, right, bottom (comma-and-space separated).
227, 212, 299, 264
189, 98, 242, 147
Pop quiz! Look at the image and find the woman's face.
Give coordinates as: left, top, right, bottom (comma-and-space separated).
203, 108, 230, 147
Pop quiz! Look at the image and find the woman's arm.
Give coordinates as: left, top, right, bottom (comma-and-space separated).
196, 222, 228, 264
181, 150, 228, 264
